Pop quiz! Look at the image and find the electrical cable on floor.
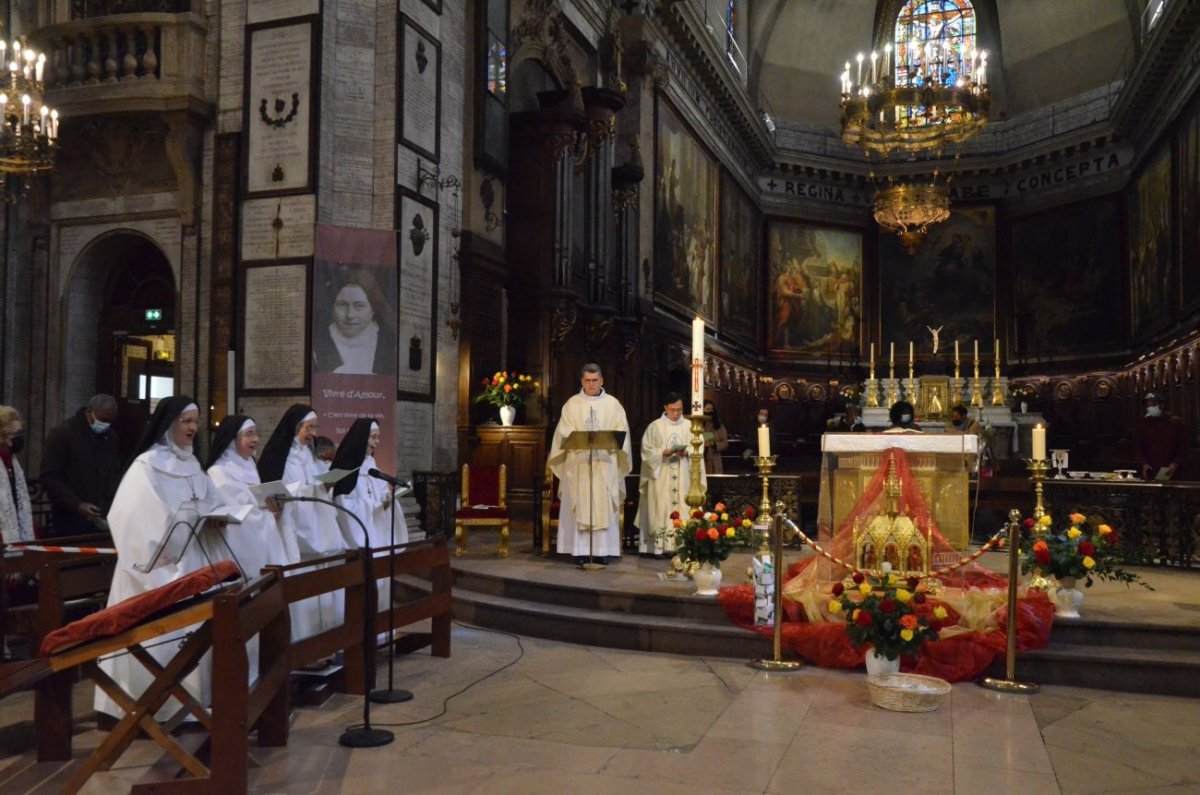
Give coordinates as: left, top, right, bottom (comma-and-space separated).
351, 621, 526, 729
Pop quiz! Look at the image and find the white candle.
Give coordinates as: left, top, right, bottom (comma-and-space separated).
974, 339, 979, 362
856, 52, 863, 86
691, 317, 705, 414
909, 340, 914, 365
955, 339, 960, 361
758, 424, 771, 459
870, 51, 878, 84
890, 341, 895, 366
1032, 424, 1046, 461
869, 342, 875, 369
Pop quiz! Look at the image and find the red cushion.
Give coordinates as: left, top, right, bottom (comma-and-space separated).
455, 506, 509, 520
468, 466, 501, 505
39, 561, 241, 657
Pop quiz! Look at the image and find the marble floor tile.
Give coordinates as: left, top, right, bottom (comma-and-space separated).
768, 722, 954, 793
953, 760, 1062, 795
603, 734, 790, 792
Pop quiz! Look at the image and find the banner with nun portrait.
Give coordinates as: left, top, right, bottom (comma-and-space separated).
312, 225, 397, 474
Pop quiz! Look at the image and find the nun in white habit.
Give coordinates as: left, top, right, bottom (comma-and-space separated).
258, 404, 345, 639
331, 418, 408, 616
95, 396, 226, 721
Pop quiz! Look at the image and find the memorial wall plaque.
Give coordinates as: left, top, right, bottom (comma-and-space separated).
241, 194, 316, 261
247, 0, 319, 25
241, 262, 310, 392
396, 186, 438, 401
398, 15, 441, 162
245, 19, 317, 195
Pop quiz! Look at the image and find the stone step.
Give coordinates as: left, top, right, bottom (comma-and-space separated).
1048, 616, 1200, 652
984, 643, 1200, 698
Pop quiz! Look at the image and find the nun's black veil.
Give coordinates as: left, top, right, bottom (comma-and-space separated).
258, 404, 315, 482
330, 418, 376, 496
206, 414, 252, 470
127, 395, 199, 468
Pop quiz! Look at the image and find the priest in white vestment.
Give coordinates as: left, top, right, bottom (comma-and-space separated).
258, 404, 344, 640
636, 393, 704, 555
96, 396, 226, 720
548, 363, 632, 564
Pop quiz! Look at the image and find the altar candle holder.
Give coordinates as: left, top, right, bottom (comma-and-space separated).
885, 356, 898, 407
1024, 457, 1053, 591
865, 357, 879, 407
685, 414, 708, 511
970, 356, 984, 408
991, 358, 1006, 407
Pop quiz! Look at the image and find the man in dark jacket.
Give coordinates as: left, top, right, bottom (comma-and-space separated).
1139, 392, 1189, 481
38, 394, 122, 537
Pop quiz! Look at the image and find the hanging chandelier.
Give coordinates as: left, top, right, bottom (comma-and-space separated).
873, 180, 951, 255
0, 36, 58, 202
839, 42, 989, 158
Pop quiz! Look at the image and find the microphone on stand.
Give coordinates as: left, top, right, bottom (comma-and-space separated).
274, 493, 395, 748
367, 468, 411, 491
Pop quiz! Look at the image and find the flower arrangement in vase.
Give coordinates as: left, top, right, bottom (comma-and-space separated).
474, 371, 539, 425
1020, 513, 1152, 590
829, 567, 943, 665
672, 502, 755, 569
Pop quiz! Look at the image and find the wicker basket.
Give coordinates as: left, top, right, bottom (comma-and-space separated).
866, 673, 951, 712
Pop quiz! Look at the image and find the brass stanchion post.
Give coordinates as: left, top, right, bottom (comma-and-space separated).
750, 500, 802, 672
978, 509, 1039, 693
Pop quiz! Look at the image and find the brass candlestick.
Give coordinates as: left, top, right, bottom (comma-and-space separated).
1025, 457, 1053, 591
754, 455, 774, 552
885, 356, 898, 406
978, 508, 1040, 694
685, 414, 708, 511
970, 357, 984, 407
865, 357, 879, 407
991, 360, 1005, 407
907, 364, 918, 406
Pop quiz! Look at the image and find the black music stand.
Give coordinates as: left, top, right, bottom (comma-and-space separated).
561, 430, 626, 571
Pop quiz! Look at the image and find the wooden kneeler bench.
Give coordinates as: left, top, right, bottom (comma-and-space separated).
0, 561, 295, 794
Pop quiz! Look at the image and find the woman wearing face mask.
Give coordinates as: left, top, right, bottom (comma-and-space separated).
884, 400, 923, 434
702, 401, 729, 475
0, 405, 34, 544
96, 396, 225, 721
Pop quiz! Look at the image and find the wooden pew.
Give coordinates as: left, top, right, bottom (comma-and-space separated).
368, 537, 452, 658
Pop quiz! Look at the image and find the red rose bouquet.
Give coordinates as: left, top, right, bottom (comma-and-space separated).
829, 570, 941, 661
673, 502, 754, 569
1020, 513, 1151, 589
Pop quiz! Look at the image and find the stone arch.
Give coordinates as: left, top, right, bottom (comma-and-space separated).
60, 230, 176, 431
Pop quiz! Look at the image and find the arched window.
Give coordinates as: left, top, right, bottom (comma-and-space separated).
894, 0, 978, 88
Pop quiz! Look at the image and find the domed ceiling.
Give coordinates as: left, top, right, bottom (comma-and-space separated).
750, 0, 1136, 130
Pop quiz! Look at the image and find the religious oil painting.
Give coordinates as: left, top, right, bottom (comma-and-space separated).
654, 98, 718, 322
1128, 145, 1174, 338
1180, 95, 1200, 309
766, 221, 862, 354
879, 207, 996, 351
1012, 196, 1124, 357
718, 170, 761, 347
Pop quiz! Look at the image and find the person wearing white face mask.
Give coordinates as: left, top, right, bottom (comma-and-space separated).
883, 400, 923, 434
39, 393, 122, 537
1139, 393, 1188, 481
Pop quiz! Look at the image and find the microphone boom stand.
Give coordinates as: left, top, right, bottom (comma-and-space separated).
278, 494, 394, 748
369, 480, 412, 704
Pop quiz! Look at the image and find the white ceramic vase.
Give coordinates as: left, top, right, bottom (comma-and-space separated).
865, 647, 901, 676
693, 562, 722, 596
498, 405, 516, 426
1052, 575, 1083, 618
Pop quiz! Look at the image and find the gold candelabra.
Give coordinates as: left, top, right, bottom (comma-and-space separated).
907, 363, 918, 406
970, 356, 984, 408
991, 356, 1005, 407
865, 356, 879, 407
1025, 457, 1053, 591
886, 356, 898, 406
685, 415, 708, 511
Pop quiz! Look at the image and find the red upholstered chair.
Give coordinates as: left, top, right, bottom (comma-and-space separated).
454, 464, 509, 557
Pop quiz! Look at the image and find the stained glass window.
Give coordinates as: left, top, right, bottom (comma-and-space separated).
894, 0, 977, 88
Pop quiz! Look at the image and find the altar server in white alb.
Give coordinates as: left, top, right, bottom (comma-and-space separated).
331, 418, 408, 614
548, 363, 632, 565
636, 392, 704, 555
258, 404, 344, 637
96, 396, 225, 720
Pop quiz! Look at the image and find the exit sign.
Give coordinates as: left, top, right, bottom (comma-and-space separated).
145, 308, 163, 322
